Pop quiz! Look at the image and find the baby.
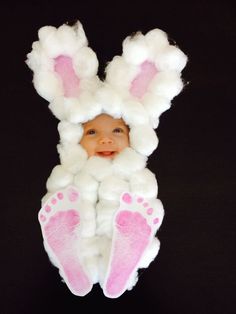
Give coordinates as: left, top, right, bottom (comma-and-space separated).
27, 21, 187, 298
80, 114, 130, 159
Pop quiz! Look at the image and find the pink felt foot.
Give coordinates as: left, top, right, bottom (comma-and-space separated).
103, 192, 163, 298
38, 186, 93, 296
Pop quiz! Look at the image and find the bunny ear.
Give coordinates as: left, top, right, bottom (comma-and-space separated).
105, 29, 187, 127
26, 21, 100, 120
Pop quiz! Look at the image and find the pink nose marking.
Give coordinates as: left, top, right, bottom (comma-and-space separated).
147, 208, 153, 215
45, 205, 51, 213
51, 198, 57, 205
40, 214, 46, 222
68, 189, 79, 202
143, 202, 148, 207
137, 197, 144, 203
153, 218, 159, 224
122, 193, 132, 204
57, 192, 63, 200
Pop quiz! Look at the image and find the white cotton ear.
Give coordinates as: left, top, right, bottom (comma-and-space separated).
129, 125, 158, 156
148, 71, 184, 100
74, 47, 99, 78
48, 96, 67, 120
33, 69, 63, 102
57, 121, 83, 144
122, 32, 149, 65
142, 93, 171, 127
105, 56, 137, 95
154, 45, 188, 72
57, 143, 88, 174
104, 27, 187, 127
46, 165, 74, 192
38, 23, 87, 58
26, 21, 101, 121
145, 28, 169, 53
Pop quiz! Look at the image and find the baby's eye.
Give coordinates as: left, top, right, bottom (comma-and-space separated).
113, 127, 124, 134
86, 129, 96, 135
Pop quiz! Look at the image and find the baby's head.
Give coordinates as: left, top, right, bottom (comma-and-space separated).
80, 114, 130, 159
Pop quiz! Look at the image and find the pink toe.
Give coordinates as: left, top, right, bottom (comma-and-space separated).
57, 192, 64, 200
51, 198, 57, 205
137, 197, 144, 203
153, 218, 159, 224
122, 193, 132, 204
45, 205, 51, 213
147, 208, 153, 215
40, 214, 46, 222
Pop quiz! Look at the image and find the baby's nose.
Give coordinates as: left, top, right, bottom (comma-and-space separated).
99, 136, 113, 144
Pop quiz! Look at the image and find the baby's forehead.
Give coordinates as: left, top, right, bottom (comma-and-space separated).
83, 114, 128, 129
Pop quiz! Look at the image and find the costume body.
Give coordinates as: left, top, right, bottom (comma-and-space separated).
26, 21, 187, 297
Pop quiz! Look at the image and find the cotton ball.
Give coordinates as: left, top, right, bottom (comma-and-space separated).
74, 46, 98, 78
149, 71, 184, 100
58, 121, 83, 144
74, 172, 99, 203
129, 125, 158, 156
98, 176, 129, 201
105, 56, 137, 93
79, 200, 96, 237
83, 156, 113, 181
48, 96, 67, 120
121, 100, 149, 126
96, 200, 119, 237
95, 85, 123, 119
145, 28, 169, 58
46, 165, 73, 192
57, 143, 88, 174
38, 26, 57, 45
122, 32, 149, 65
112, 147, 147, 178
65, 93, 102, 124
155, 45, 188, 72
130, 168, 158, 198
33, 70, 63, 102
142, 93, 171, 127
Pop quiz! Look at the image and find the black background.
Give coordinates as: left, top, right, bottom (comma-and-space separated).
2, 1, 236, 313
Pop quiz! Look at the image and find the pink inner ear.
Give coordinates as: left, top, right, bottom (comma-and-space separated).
54, 55, 80, 98
129, 61, 158, 99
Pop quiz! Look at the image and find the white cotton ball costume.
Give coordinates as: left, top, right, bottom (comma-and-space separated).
26, 21, 187, 298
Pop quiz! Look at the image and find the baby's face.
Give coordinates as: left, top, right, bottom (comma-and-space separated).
80, 114, 130, 159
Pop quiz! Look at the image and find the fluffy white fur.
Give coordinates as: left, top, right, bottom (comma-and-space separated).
27, 20, 187, 296
46, 164, 73, 192
129, 125, 159, 156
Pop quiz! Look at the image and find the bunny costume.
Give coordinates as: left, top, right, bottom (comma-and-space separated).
26, 21, 187, 298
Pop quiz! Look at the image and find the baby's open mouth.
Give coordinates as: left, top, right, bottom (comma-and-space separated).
96, 151, 116, 158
